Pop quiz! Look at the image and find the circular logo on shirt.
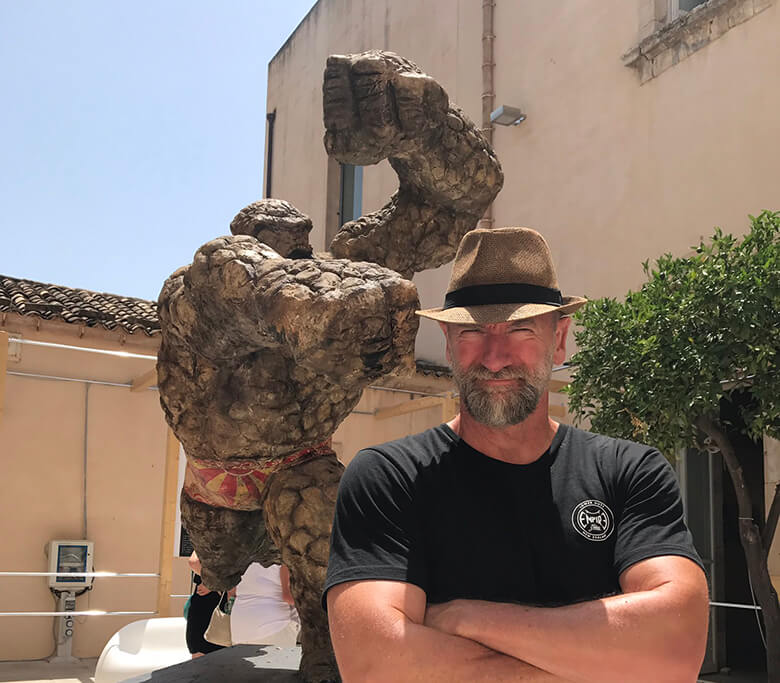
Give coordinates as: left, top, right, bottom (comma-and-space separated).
572, 499, 614, 541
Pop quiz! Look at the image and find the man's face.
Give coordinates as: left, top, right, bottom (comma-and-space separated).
443, 313, 569, 427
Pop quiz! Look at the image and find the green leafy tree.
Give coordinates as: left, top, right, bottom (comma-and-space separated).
567, 211, 780, 679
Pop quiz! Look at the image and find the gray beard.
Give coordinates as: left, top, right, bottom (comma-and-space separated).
451, 352, 554, 427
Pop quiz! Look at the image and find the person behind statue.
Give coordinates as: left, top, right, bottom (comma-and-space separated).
185, 551, 226, 658
187, 551, 299, 652
324, 227, 710, 682
231, 562, 301, 647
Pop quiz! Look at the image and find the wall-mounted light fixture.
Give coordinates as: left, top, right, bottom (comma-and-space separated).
490, 105, 526, 126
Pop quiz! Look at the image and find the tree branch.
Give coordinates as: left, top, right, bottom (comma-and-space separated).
764, 482, 780, 557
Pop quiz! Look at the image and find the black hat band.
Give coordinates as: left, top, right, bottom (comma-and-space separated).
443, 283, 563, 310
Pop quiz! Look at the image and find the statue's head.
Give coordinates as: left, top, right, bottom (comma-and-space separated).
230, 199, 313, 258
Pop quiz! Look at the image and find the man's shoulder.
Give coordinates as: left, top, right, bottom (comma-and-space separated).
351, 423, 454, 470
347, 424, 454, 473
562, 423, 650, 451
559, 424, 667, 472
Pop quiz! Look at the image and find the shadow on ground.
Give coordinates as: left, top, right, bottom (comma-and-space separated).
122, 645, 301, 683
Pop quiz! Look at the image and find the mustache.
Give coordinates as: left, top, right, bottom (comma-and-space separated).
462, 366, 528, 381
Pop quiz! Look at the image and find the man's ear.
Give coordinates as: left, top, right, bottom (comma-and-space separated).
554, 316, 572, 366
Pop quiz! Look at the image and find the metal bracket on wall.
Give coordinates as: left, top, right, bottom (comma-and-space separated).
131, 368, 158, 392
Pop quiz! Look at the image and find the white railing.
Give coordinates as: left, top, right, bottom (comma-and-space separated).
0, 571, 189, 617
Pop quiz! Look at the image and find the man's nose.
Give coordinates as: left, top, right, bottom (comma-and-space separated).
480, 334, 513, 373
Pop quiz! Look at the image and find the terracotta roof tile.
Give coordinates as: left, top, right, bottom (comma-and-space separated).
0, 274, 160, 336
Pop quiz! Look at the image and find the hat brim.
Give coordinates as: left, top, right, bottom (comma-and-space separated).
416, 296, 587, 324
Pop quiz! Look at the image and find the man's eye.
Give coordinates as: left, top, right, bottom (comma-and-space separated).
459, 328, 483, 336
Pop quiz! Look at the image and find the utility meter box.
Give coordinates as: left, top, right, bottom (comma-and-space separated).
47, 540, 94, 589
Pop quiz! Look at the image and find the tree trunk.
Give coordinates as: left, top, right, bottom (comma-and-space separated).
697, 415, 780, 681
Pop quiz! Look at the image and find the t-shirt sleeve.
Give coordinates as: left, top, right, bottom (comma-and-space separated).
613, 448, 704, 577
323, 448, 427, 607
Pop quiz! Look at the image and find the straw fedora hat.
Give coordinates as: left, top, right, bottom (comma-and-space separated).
416, 227, 587, 324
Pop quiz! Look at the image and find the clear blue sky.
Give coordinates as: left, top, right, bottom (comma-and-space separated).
0, 0, 316, 301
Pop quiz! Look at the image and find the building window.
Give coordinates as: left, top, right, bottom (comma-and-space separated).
672, 0, 707, 20
677, 0, 707, 14
339, 164, 363, 226
624, 0, 775, 83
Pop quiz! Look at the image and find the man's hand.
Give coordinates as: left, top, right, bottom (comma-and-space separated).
195, 583, 211, 597
423, 600, 462, 634
422, 556, 709, 683
187, 550, 201, 575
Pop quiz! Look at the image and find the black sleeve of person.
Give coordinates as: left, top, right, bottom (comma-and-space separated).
613, 448, 703, 577
323, 448, 427, 609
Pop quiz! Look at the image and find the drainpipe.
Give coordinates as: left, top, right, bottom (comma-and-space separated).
265, 110, 276, 198
478, 0, 496, 229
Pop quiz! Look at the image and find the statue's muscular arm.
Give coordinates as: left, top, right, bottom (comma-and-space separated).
324, 51, 503, 277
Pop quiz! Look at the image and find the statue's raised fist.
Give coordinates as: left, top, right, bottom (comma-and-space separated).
323, 50, 448, 165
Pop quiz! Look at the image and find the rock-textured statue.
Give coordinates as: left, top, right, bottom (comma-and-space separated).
157, 50, 502, 682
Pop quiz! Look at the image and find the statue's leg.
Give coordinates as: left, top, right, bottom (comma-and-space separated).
180, 494, 278, 591
264, 454, 344, 683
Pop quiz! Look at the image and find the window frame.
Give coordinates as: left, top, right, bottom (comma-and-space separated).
624, 0, 775, 83
338, 163, 363, 227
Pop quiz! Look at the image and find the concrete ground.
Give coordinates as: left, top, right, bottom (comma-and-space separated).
0, 648, 300, 683
0, 658, 96, 683
123, 645, 300, 682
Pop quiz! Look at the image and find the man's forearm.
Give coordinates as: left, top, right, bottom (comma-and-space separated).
332, 610, 568, 683
336, 622, 565, 683
426, 586, 707, 683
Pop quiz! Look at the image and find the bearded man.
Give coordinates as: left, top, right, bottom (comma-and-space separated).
324, 227, 709, 682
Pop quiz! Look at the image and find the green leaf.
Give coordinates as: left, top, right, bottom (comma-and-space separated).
567, 211, 780, 458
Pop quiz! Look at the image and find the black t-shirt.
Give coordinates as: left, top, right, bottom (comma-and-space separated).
324, 423, 702, 608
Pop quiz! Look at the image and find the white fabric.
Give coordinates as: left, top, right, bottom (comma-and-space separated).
230, 563, 300, 645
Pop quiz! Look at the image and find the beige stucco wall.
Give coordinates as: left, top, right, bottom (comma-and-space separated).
490, 1, 779, 301
266, 0, 779, 370
0, 314, 191, 660
0, 311, 453, 658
